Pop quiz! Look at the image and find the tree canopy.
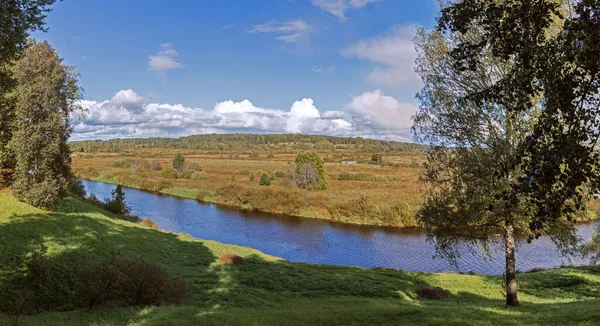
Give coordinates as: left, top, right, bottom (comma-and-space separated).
413, 0, 600, 306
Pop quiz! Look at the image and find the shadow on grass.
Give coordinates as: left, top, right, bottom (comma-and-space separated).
3, 195, 600, 325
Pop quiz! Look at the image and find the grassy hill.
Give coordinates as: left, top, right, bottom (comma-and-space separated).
2, 191, 600, 325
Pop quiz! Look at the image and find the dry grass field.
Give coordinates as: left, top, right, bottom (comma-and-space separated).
73, 149, 426, 227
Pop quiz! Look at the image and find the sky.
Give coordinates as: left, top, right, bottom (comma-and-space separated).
32, 0, 441, 141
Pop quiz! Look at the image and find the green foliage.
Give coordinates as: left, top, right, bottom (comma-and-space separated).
69, 178, 86, 198
249, 174, 255, 182
413, 0, 600, 306
259, 172, 270, 186
180, 170, 194, 180
190, 171, 208, 180
370, 154, 384, 165
230, 174, 237, 182
75, 254, 188, 309
9, 40, 81, 210
274, 170, 285, 178
238, 169, 251, 175
0, 0, 57, 170
103, 185, 129, 215
295, 151, 327, 190
172, 153, 185, 178
160, 168, 176, 179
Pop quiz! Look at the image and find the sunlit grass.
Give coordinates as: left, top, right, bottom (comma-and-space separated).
2, 192, 600, 325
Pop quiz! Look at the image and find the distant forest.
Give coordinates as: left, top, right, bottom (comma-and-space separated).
69, 134, 425, 154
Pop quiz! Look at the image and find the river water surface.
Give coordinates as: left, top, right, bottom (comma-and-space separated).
81, 179, 595, 275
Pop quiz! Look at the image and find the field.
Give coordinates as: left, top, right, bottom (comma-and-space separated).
2, 191, 600, 325
72, 148, 427, 227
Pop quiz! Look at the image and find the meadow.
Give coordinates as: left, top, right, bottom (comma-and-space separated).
72, 148, 427, 228
2, 191, 600, 325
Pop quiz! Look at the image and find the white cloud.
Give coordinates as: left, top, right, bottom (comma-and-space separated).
346, 90, 416, 132
247, 20, 311, 43
71, 89, 416, 142
322, 110, 345, 119
148, 43, 183, 71
342, 24, 420, 89
311, 0, 381, 22
327, 66, 336, 73
311, 66, 323, 73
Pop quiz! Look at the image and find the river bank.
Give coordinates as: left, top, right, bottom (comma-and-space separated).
79, 179, 595, 274
2, 191, 600, 325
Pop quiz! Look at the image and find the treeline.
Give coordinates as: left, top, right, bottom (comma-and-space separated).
70, 134, 425, 154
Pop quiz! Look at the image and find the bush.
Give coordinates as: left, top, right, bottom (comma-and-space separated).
69, 178, 86, 198
249, 174, 255, 182
238, 169, 251, 175
410, 160, 421, 168
249, 152, 259, 158
160, 168, 177, 179
150, 160, 162, 171
139, 218, 158, 229
180, 170, 194, 180
259, 173, 271, 186
184, 162, 202, 171
191, 171, 208, 180
274, 170, 285, 178
370, 154, 384, 165
267, 152, 275, 159
230, 174, 237, 182
75, 254, 187, 309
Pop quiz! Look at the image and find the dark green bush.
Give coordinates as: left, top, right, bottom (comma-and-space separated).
259, 172, 270, 186
75, 254, 188, 309
69, 178, 86, 198
180, 170, 194, 180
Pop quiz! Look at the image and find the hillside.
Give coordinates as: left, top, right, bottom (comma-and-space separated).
2, 191, 600, 325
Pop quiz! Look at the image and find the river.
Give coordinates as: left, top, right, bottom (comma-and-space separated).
81, 179, 596, 275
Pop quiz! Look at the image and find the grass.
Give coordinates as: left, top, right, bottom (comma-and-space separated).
2, 191, 600, 325
71, 151, 432, 228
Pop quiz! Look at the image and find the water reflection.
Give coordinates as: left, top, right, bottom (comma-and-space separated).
81, 180, 594, 275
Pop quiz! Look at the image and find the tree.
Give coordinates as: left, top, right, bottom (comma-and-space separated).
9, 40, 81, 209
370, 154, 384, 165
295, 151, 327, 190
105, 184, 129, 215
172, 153, 185, 179
413, 0, 600, 306
259, 172, 270, 186
0, 0, 57, 169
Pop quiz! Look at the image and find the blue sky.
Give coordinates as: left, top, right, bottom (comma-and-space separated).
33, 0, 440, 141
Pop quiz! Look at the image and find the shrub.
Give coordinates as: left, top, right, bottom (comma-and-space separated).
75, 254, 187, 309
184, 162, 202, 171
238, 169, 251, 175
370, 154, 384, 165
230, 174, 237, 182
150, 160, 162, 170
249, 152, 259, 158
410, 160, 421, 168
180, 170, 194, 180
274, 170, 285, 178
267, 152, 275, 159
69, 178, 86, 198
259, 173, 270, 186
191, 171, 208, 180
160, 168, 177, 179
139, 218, 158, 229
249, 174, 255, 182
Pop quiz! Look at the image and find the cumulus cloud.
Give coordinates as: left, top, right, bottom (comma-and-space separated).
342, 24, 420, 89
311, 0, 381, 22
71, 89, 417, 142
148, 43, 183, 71
311, 66, 323, 73
346, 90, 416, 134
247, 20, 311, 43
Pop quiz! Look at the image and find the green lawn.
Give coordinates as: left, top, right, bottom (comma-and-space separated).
1, 192, 600, 325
